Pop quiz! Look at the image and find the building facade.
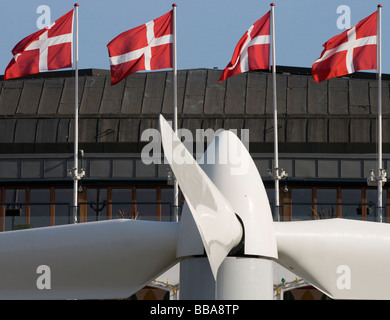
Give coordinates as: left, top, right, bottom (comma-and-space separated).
0, 67, 389, 230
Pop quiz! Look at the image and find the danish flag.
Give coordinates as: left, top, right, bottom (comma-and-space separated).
219, 11, 270, 82
4, 9, 74, 80
312, 11, 377, 82
107, 10, 173, 85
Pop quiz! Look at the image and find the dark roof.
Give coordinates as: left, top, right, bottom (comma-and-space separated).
0, 67, 389, 154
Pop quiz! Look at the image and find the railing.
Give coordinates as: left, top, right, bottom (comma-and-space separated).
0, 201, 174, 232
78, 201, 174, 222
2, 200, 388, 232
280, 202, 382, 222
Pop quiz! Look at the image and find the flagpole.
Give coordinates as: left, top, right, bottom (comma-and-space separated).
377, 4, 384, 223
72, 3, 81, 224
270, 3, 281, 221
172, 3, 179, 222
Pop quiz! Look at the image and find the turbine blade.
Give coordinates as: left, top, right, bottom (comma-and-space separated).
274, 218, 390, 299
159, 115, 243, 279
0, 219, 180, 299
198, 129, 277, 258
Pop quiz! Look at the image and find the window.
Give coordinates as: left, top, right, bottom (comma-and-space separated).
86, 188, 108, 222
55, 188, 73, 225
160, 188, 173, 221
111, 188, 133, 219
316, 188, 338, 219
136, 189, 157, 221
29, 189, 51, 228
4, 189, 26, 231
291, 189, 312, 220
341, 189, 362, 220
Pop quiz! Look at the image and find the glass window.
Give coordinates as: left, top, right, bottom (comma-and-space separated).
136, 189, 157, 221
87, 188, 108, 222
29, 189, 51, 228
111, 188, 133, 219
341, 189, 362, 220
291, 189, 312, 221
161, 188, 173, 221
4, 189, 26, 231
55, 188, 73, 225
316, 189, 337, 219
5, 189, 26, 204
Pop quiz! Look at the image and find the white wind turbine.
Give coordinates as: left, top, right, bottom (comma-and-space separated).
0, 114, 390, 300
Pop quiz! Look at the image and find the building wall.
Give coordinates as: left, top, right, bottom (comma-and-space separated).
0, 68, 389, 230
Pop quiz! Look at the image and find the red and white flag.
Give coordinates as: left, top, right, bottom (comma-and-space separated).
107, 10, 173, 85
219, 11, 270, 82
312, 11, 377, 82
4, 9, 74, 80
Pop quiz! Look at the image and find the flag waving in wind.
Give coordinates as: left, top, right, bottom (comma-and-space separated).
107, 10, 173, 85
4, 9, 74, 80
312, 11, 377, 82
219, 11, 270, 82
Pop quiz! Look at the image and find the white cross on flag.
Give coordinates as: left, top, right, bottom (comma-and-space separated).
219, 11, 270, 82
312, 11, 377, 82
107, 10, 173, 85
4, 9, 74, 80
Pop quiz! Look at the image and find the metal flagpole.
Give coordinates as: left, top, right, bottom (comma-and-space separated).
72, 3, 83, 224
377, 4, 385, 222
270, 3, 280, 221
172, 3, 179, 222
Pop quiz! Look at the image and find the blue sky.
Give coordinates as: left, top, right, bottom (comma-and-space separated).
0, 0, 387, 75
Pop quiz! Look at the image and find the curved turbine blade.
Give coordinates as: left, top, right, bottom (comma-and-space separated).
159, 115, 243, 279
274, 219, 390, 299
198, 130, 277, 258
0, 219, 180, 299
177, 130, 277, 260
